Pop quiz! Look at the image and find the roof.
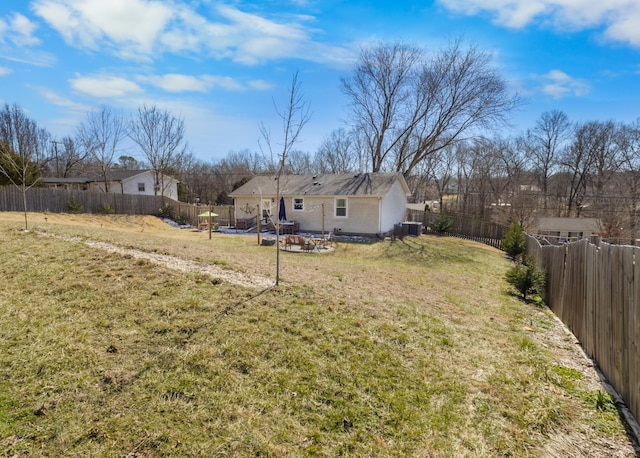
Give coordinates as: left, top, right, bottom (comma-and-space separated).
41, 177, 89, 184
230, 173, 410, 198
42, 169, 178, 183
96, 169, 150, 181
536, 217, 601, 233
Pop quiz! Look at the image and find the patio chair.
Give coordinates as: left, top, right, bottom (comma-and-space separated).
319, 231, 334, 247
284, 235, 306, 250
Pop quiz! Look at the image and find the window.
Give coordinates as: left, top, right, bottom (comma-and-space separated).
261, 199, 272, 219
293, 198, 304, 211
335, 198, 347, 217
138, 182, 145, 192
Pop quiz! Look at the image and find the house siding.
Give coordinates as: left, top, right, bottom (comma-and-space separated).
231, 173, 410, 236
380, 180, 409, 233
84, 171, 179, 201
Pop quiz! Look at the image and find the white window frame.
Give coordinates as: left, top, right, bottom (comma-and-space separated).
293, 197, 304, 211
335, 197, 347, 218
137, 182, 145, 192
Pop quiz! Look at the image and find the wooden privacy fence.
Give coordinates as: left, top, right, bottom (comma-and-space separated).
527, 235, 640, 423
0, 186, 236, 227
165, 201, 235, 227
406, 209, 506, 249
0, 186, 164, 215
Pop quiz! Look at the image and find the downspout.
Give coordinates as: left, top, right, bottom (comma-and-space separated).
378, 195, 383, 235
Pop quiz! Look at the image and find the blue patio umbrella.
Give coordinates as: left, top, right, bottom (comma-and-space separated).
278, 197, 286, 221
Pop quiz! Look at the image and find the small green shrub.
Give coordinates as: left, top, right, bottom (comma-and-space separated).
502, 221, 526, 260
505, 255, 546, 301
434, 214, 453, 233
98, 203, 115, 214
176, 213, 189, 225
64, 196, 83, 214
158, 204, 172, 218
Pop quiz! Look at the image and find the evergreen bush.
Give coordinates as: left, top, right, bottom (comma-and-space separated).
505, 255, 546, 301
98, 203, 115, 214
502, 221, 526, 260
434, 214, 453, 234
64, 196, 82, 214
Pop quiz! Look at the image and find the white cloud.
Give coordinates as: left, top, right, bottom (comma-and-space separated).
437, 0, 640, 47
0, 50, 56, 67
139, 74, 245, 93
0, 13, 40, 47
70, 74, 143, 97
536, 69, 591, 98
33, 86, 91, 111
0, 66, 12, 76
32, 0, 173, 57
248, 80, 274, 91
32, 0, 353, 65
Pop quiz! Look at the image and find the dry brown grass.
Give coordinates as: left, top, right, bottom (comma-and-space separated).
0, 212, 636, 457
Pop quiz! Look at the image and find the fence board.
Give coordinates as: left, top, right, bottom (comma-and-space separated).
632, 250, 640, 420
0, 186, 165, 215
0, 187, 235, 228
526, 233, 640, 425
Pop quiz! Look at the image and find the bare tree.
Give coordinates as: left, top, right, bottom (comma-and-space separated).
560, 122, 600, 217
588, 120, 619, 219
283, 150, 313, 174
613, 120, 640, 239
314, 128, 365, 174
341, 42, 422, 173
76, 105, 126, 192
53, 136, 89, 177
341, 40, 520, 178
129, 104, 187, 198
423, 142, 457, 211
521, 110, 572, 211
260, 72, 311, 286
0, 103, 47, 230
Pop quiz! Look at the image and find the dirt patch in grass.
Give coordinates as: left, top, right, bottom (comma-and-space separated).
0, 212, 637, 456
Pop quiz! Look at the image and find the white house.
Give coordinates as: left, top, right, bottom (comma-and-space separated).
42, 169, 180, 201
229, 172, 411, 236
533, 217, 601, 243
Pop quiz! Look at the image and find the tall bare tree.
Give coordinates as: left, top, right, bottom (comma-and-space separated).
54, 136, 89, 177
341, 42, 422, 173
260, 72, 311, 286
423, 142, 457, 211
129, 105, 187, 198
76, 105, 126, 192
616, 120, 640, 239
342, 40, 520, 177
521, 110, 573, 211
0, 103, 47, 230
588, 120, 620, 219
561, 122, 601, 217
314, 128, 361, 174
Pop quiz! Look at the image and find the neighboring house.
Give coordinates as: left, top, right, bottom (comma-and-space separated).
229, 172, 411, 236
41, 169, 180, 201
533, 217, 600, 243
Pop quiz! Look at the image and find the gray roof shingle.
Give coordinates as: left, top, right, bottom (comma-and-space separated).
230, 173, 409, 198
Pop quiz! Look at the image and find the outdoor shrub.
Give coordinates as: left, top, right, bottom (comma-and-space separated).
158, 204, 172, 218
98, 203, 115, 214
64, 196, 82, 214
502, 221, 526, 260
176, 213, 189, 225
505, 255, 546, 301
434, 214, 453, 233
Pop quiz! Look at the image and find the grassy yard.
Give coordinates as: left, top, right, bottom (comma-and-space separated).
0, 213, 635, 457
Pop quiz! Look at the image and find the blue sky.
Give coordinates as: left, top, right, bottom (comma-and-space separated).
1, 0, 639, 163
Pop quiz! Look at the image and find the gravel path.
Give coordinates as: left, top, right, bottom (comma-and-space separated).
45, 234, 275, 289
